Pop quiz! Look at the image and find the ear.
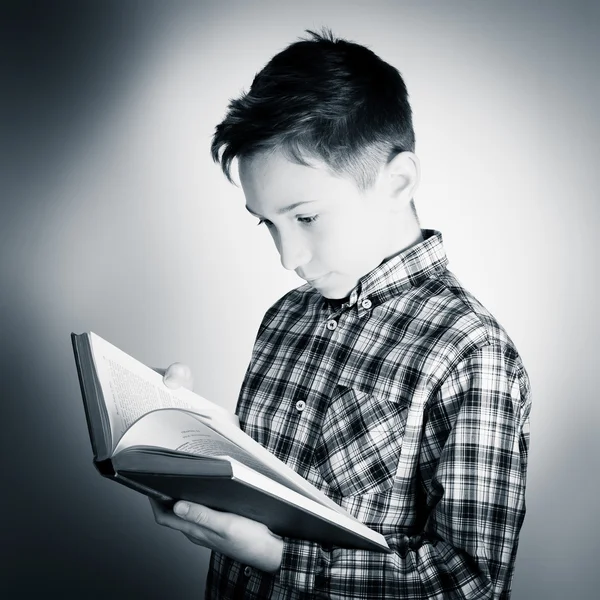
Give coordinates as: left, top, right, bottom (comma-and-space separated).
383, 151, 420, 211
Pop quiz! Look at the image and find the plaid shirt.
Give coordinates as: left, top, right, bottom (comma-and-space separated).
206, 230, 531, 599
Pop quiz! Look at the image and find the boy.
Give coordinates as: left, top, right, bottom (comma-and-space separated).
151, 30, 531, 599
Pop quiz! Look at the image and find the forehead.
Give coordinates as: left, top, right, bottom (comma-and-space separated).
238, 150, 361, 210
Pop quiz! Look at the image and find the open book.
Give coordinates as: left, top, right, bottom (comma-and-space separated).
71, 331, 390, 553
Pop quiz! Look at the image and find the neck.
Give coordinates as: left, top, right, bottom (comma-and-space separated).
383, 209, 423, 261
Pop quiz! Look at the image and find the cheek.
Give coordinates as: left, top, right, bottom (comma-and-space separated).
318, 230, 365, 271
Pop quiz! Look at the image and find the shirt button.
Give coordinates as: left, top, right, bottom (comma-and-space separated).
326, 319, 337, 330
295, 400, 306, 412
398, 534, 410, 558
244, 566, 252, 577
361, 298, 372, 309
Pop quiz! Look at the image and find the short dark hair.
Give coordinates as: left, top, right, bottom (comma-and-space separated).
211, 29, 415, 190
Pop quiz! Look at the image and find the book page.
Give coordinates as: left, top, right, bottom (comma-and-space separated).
85, 333, 347, 515
114, 409, 316, 490
89, 332, 238, 451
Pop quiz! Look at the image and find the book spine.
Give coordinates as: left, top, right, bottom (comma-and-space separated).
72, 333, 99, 458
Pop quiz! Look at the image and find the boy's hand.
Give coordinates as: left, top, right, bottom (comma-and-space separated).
153, 363, 194, 391
149, 498, 283, 573
151, 364, 283, 568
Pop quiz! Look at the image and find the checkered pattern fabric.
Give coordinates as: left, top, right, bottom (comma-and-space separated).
206, 230, 531, 599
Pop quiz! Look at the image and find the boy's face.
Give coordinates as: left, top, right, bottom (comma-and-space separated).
239, 150, 400, 299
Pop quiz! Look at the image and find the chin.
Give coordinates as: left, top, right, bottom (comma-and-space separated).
317, 285, 352, 300
308, 274, 355, 299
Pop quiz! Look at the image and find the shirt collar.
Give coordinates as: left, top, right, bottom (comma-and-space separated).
326, 229, 448, 314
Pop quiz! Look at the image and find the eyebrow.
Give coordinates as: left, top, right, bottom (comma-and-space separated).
245, 200, 317, 217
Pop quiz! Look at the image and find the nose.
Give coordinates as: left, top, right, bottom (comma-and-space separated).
277, 230, 311, 271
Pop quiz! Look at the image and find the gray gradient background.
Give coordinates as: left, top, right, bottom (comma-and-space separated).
1, 1, 598, 598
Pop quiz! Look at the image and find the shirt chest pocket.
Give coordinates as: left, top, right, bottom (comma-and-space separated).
313, 386, 409, 497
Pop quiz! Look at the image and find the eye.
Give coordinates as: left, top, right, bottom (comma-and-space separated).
297, 215, 319, 225
256, 219, 273, 227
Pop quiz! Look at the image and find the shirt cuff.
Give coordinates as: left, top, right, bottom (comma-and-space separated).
277, 537, 331, 594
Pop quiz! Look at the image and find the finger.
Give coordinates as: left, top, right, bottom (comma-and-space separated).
163, 362, 194, 391
173, 501, 230, 537
150, 500, 209, 543
173, 502, 283, 570
153, 501, 222, 549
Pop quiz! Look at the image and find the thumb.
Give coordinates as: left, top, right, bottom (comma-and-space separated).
163, 362, 194, 391
174, 501, 223, 531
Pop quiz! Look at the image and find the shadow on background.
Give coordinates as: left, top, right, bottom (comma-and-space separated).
1, 2, 210, 598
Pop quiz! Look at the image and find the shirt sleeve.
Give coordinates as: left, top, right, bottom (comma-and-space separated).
275, 342, 532, 599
